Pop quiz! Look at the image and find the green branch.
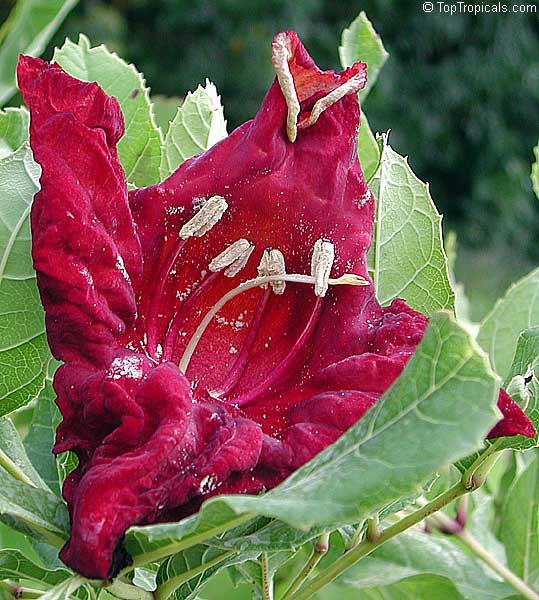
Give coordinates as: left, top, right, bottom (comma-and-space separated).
123, 513, 253, 574
281, 533, 330, 600
428, 507, 539, 600
261, 552, 273, 600
292, 444, 501, 600
154, 551, 235, 600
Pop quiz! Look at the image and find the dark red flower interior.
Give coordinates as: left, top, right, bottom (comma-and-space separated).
16, 31, 534, 580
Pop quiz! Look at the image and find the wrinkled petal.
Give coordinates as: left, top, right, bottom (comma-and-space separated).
17, 56, 142, 368
17, 31, 534, 581
60, 363, 262, 579
488, 389, 535, 439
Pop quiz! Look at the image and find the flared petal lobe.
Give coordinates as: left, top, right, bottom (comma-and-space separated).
17, 55, 142, 368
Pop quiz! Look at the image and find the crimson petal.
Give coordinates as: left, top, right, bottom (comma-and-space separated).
17, 32, 534, 580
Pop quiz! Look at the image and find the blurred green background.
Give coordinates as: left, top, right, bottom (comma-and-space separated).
3, 0, 539, 319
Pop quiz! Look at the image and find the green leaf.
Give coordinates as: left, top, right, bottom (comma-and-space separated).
39, 575, 85, 600
339, 11, 388, 101
0, 464, 68, 542
151, 95, 183, 135
127, 313, 498, 561
0, 0, 77, 105
159, 81, 227, 179
0, 143, 51, 416
53, 34, 163, 188
0, 548, 69, 586
357, 114, 380, 182
210, 518, 319, 553
498, 328, 539, 450
0, 416, 46, 488
0, 107, 29, 157
368, 138, 455, 316
500, 452, 539, 588
132, 568, 157, 592
532, 142, 539, 200
155, 546, 254, 600
230, 551, 292, 598
467, 491, 508, 566
24, 380, 64, 494
125, 502, 243, 560
105, 580, 154, 600
330, 575, 466, 600
477, 267, 539, 379
338, 529, 513, 600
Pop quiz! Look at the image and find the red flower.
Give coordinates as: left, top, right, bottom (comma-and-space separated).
17, 32, 533, 580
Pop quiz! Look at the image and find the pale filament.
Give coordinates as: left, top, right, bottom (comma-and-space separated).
178, 272, 369, 374
298, 74, 366, 130
271, 34, 300, 143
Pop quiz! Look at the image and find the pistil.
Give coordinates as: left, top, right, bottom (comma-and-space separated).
178, 272, 369, 374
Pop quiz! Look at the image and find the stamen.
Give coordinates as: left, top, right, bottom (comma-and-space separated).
178, 272, 369, 374
209, 239, 255, 277
311, 239, 335, 297
258, 248, 287, 295
271, 34, 300, 143
180, 195, 228, 239
298, 73, 366, 130
230, 297, 324, 407
146, 196, 227, 356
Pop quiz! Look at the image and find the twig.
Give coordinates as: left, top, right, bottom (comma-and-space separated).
292, 442, 503, 600
261, 553, 273, 600
280, 533, 329, 600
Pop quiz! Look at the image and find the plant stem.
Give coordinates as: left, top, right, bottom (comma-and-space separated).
154, 550, 235, 600
107, 579, 155, 600
292, 445, 502, 600
366, 515, 380, 542
427, 509, 539, 600
281, 533, 330, 600
458, 529, 539, 600
462, 439, 503, 489
123, 513, 253, 574
261, 552, 273, 600
292, 481, 469, 600
0, 449, 37, 487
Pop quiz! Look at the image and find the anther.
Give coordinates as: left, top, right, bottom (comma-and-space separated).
258, 248, 287, 295
311, 239, 335, 297
179, 195, 228, 239
271, 34, 300, 143
298, 74, 366, 130
209, 239, 255, 278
